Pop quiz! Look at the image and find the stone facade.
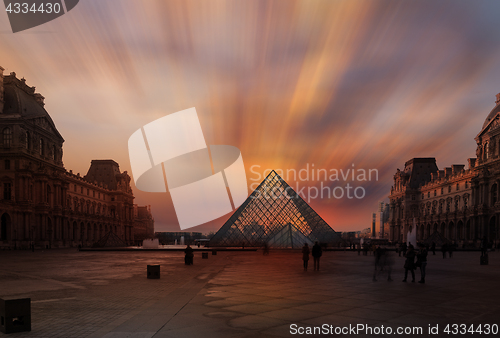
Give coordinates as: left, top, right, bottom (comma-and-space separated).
0, 67, 154, 249
389, 94, 500, 246
132, 205, 155, 245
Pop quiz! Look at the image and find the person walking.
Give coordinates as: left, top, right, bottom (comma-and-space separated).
312, 241, 322, 271
184, 244, 194, 265
402, 244, 416, 282
417, 243, 428, 283
302, 243, 310, 271
431, 241, 436, 255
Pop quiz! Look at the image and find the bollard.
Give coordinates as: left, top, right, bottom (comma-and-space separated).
202, 252, 209, 259
212, 250, 217, 255
147, 265, 160, 279
0, 298, 31, 334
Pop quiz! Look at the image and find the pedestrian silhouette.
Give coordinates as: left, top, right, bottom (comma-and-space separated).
302, 243, 310, 271
312, 241, 322, 271
416, 243, 428, 283
481, 236, 488, 257
402, 244, 416, 282
184, 244, 194, 265
431, 241, 436, 255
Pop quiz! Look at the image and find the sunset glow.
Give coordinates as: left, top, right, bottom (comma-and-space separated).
2, 0, 500, 232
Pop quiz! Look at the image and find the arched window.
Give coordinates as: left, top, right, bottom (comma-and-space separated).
3, 128, 12, 147
40, 138, 44, 156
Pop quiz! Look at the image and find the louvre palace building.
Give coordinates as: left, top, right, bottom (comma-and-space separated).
0, 66, 154, 249
389, 93, 500, 246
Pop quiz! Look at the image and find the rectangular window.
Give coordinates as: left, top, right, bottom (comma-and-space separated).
441, 188, 443, 194
93, 191, 95, 197
4, 159, 10, 170
87, 189, 89, 196
74, 184, 77, 192
81, 187, 83, 194
456, 183, 460, 191
3, 183, 12, 200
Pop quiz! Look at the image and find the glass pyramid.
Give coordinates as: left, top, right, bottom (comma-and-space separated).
210, 170, 341, 248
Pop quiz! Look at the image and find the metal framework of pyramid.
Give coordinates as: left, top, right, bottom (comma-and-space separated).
210, 170, 341, 248
92, 231, 127, 248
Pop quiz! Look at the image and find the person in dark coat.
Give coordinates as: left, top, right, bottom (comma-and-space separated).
431, 241, 436, 255
302, 243, 310, 271
417, 243, 428, 283
184, 245, 194, 265
402, 244, 416, 282
312, 241, 322, 271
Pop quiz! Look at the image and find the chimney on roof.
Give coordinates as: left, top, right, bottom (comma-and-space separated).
496, 93, 500, 105
0, 66, 4, 113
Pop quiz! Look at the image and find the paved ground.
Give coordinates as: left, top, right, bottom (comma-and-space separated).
0, 248, 499, 337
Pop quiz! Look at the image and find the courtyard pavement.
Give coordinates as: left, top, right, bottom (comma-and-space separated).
0, 248, 499, 337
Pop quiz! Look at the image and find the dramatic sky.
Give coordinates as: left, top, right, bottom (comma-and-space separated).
2, 0, 500, 233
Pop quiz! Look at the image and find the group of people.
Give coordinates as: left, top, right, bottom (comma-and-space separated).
302, 242, 323, 271
371, 242, 428, 283
402, 243, 428, 283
